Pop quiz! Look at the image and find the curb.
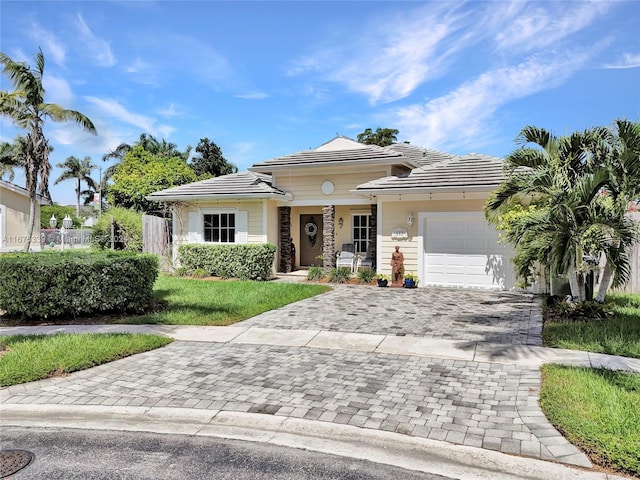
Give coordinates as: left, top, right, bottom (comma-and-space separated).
0, 404, 626, 480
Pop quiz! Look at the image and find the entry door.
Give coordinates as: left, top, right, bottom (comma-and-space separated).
299, 214, 323, 267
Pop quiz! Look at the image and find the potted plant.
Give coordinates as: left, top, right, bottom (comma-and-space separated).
403, 272, 418, 288
376, 273, 390, 287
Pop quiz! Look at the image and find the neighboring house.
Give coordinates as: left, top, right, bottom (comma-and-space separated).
0, 179, 44, 252
148, 136, 515, 290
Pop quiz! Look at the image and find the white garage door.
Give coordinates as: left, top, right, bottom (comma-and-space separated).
421, 212, 514, 290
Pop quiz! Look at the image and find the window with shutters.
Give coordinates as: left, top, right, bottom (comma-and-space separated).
203, 213, 235, 243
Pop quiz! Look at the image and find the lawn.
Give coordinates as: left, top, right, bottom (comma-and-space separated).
542, 293, 640, 358
0, 333, 172, 386
540, 365, 640, 478
122, 275, 331, 326
540, 292, 640, 477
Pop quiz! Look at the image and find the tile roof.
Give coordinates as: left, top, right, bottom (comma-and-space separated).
146, 171, 290, 201
250, 136, 417, 172
354, 153, 505, 193
385, 143, 455, 167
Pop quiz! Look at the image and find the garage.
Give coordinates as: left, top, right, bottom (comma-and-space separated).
420, 211, 515, 290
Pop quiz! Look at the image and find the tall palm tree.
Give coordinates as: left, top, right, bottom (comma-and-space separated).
0, 48, 96, 251
54, 155, 97, 217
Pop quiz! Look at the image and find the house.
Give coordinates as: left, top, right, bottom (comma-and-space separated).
0, 179, 43, 252
148, 136, 515, 289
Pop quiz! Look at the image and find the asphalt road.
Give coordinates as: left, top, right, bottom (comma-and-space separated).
1, 426, 453, 480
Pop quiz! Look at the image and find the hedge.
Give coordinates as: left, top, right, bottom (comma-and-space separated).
178, 244, 276, 280
0, 251, 158, 320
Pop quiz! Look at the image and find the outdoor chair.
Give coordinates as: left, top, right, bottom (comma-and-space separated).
356, 250, 373, 271
336, 249, 357, 273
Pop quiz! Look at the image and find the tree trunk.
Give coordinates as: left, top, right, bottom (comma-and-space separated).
595, 259, 613, 303
567, 265, 580, 300
23, 194, 37, 252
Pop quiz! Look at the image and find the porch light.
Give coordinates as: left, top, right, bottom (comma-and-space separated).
338, 217, 344, 228
407, 212, 414, 226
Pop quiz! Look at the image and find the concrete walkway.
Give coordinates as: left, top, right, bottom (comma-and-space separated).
1, 285, 637, 479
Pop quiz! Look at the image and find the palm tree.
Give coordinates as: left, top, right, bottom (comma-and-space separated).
485, 126, 632, 301
592, 119, 640, 301
55, 155, 97, 217
0, 140, 22, 181
0, 49, 96, 251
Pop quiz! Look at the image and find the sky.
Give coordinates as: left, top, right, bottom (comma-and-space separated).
1, 0, 639, 206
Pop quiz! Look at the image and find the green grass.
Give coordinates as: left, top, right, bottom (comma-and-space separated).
540, 365, 640, 477
0, 333, 173, 386
543, 293, 640, 358
121, 275, 331, 326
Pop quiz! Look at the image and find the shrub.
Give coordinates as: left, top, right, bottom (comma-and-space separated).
306, 266, 325, 281
91, 207, 143, 252
357, 268, 376, 284
0, 251, 158, 320
328, 267, 352, 284
178, 244, 276, 280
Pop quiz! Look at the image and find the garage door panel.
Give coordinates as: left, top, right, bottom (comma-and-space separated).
422, 213, 514, 290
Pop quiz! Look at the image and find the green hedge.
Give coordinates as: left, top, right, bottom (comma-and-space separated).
0, 251, 158, 320
178, 244, 276, 280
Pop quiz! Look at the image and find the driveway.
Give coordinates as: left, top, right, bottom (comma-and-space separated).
0, 286, 592, 470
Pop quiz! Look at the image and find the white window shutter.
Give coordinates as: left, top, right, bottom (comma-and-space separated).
236, 211, 248, 244
188, 212, 202, 243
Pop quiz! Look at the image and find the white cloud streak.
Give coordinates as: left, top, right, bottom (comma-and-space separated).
74, 13, 115, 67
394, 52, 593, 152
604, 52, 640, 69
28, 24, 66, 66
83, 96, 173, 139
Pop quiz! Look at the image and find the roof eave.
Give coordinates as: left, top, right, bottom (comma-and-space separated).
352, 184, 500, 195
146, 192, 292, 202
249, 157, 417, 173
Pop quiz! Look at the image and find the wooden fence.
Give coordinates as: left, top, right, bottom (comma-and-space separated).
142, 215, 171, 271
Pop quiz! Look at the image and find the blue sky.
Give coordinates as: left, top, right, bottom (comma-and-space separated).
1, 0, 639, 206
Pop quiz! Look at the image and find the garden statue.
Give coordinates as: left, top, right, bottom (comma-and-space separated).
390, 245, 404, 284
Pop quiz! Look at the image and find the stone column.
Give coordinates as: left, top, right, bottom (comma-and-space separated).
278, 206, 291, 273
369, 203, 377, 270
322, 205, 335, 270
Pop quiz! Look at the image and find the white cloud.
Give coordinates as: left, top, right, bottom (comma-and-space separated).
493, 1, 612, 52
157, 103, 180, 118
235, 92, 269, 100
84, 96, 156, 134
394, 52, 592, 152
74, 13, 115, 67
604, 52, 640, 69
28, 24, 66, 66
43, 75, 74, 107
290, 3, 472, 105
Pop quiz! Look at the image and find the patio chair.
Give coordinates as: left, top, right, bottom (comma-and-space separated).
336, 249, 357, 273
356, 249, 373, 271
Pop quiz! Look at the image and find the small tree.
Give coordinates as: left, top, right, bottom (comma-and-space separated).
190, 137, 237, 178
357, 128, 399, 147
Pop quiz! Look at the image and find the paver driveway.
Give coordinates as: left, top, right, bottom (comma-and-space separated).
0, 286, 589, 467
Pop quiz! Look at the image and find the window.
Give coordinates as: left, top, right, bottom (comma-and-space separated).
352, 214, 370, 254
204, 213, 235, 243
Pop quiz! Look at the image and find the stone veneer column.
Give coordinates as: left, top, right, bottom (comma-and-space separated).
369, 203, 377, 269
322, 205, 335, 270
278, 207, 292, 273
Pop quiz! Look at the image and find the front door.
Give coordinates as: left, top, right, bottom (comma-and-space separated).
299, 214, 323, 267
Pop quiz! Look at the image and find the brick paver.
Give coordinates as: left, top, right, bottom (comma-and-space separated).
0, 286, 588, 466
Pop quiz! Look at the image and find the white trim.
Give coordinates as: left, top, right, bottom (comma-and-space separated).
285, 198, 373, 207
261, 199, 268, 243
376, 201, 383, 274
0, 204, 5, 250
